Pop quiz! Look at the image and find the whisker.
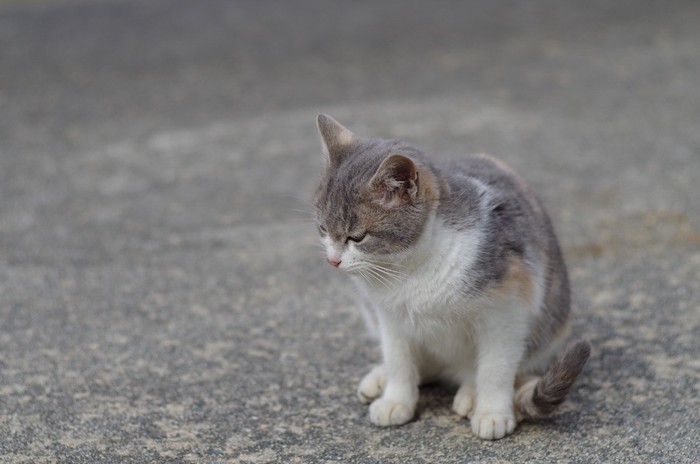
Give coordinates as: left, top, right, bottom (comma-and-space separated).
358, 268, 382, 287
288, 208, 316, 216
286, 210, 317, 222
369, 264, 409, 280
366, 259, 409, 271
348, 265, 381, 287
371, 270, 403, 286
364, 266, 393, 288
283, 194, 317, 208
375, 265, 408, 278
289, 218, 318, 224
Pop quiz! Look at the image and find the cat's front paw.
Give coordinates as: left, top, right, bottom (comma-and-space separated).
357, 365, 386, 404
470, 412, 516, 440
369, 398, 414, 426
452, 385, 475, 418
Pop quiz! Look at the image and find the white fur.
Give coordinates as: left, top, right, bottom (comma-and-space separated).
328, 206, 545, 439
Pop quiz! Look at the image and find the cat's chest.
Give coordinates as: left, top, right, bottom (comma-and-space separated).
367, 222, 481, 318
388, 267, 465, 314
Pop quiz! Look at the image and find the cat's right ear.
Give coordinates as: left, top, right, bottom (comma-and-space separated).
369, 154, 419, 208
316, 114, 358, 168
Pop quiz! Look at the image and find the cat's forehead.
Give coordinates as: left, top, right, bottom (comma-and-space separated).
316, 172, 361, 229
316, 145, 377, 202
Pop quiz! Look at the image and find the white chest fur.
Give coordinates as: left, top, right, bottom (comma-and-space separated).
363, 214, 483, 334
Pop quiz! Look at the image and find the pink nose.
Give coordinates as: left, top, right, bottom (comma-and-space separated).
326, 257, 342, 267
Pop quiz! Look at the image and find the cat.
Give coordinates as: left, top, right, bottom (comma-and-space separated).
313, 114, 590, 440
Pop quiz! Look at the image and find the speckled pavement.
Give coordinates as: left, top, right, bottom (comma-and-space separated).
1, 1, 699, 463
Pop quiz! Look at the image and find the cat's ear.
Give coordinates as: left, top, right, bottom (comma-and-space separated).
316, 114, 358, 167
369, 154, 419, 207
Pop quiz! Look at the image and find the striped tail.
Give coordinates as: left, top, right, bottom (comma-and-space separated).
515, 341, 591, 420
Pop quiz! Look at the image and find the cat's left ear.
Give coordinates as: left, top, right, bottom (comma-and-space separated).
369, 154, 419, 207
316, 114, 358, 167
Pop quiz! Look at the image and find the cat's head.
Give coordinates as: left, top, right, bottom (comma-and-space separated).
313, 114, 441, 276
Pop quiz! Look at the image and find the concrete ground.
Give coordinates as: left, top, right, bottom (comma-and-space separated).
1, 0, 699, 462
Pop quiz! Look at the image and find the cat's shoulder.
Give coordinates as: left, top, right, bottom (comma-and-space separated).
434, 153, 543, 228
437, 154, 535, 203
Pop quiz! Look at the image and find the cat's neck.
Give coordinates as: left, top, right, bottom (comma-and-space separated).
378, 208, 483, 281
397, 210, 442, 269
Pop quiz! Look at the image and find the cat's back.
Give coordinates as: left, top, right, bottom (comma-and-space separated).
439, 154, 541, 213
436, 154, 548, 245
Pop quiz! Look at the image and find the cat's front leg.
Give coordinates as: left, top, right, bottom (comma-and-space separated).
368, 317, 419, 426
471, 308, 527, 440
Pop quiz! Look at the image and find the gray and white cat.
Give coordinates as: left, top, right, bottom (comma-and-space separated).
313, 114, 590, 440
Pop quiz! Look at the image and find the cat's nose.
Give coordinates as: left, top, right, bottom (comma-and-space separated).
326, 257, 342, 267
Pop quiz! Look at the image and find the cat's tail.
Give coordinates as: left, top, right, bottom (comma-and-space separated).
514, 341, 591, 420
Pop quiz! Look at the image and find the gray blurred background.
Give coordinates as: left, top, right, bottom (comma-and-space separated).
0, 1, 698, 462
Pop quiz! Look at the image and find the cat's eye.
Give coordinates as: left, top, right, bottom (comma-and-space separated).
318, 225, 327, 235
347, 232, 367, 244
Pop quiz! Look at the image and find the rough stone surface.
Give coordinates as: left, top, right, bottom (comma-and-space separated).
0, 0, 699, 462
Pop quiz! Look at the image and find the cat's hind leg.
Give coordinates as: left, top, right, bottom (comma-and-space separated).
357, 364, 386, 404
